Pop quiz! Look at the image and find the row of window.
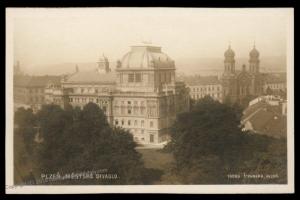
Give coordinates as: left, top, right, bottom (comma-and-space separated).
115, 119, 154, 128
114, 100, 145, 106
192, 93, 221, 99
191, 86, 221, 92
69, 97, 108, 104
120, 72, 173, 84
74, 87, 110, 94
115, 106, 147, 116
266, 84, 286, 89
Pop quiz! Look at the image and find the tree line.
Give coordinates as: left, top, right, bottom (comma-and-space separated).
14, 97, 287, 185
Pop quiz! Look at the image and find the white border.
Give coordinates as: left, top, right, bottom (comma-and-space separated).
5, 7, 294, 194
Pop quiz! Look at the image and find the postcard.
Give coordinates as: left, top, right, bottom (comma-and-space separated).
5, 7, 294, 194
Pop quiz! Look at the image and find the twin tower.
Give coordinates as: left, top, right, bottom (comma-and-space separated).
221, 45, 263, 103
223, 45, 260, 75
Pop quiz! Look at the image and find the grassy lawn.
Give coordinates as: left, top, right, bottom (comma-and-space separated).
137, 148, 182, 184
137, 149, 174, 170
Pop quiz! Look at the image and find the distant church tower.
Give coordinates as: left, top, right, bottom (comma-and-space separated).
221, 45, 237, 102
249, 45, 263, 95
249, 44, 260, 74
224, 45, 236, 74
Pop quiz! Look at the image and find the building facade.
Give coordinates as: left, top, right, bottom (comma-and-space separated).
14, 74, 61, 112
45, 45, 190, 144
221, 45, 264, 103
186, 76, 222, 102
263, 73, 287, 95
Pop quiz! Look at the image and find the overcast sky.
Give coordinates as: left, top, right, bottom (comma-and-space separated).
8, 8, 292, 72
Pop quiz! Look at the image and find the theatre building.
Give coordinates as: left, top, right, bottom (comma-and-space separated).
45, 44, 190, 144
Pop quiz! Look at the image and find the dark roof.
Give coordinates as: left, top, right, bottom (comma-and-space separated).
14, 75, 61, 87
184, 75, 221, 86
243, 102, 286, 138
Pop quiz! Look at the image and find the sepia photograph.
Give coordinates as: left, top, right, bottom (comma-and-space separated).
5, 7, 294, 194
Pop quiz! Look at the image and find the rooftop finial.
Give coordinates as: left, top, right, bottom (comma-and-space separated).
253, 40, 256, 48
229, 40, 231, 48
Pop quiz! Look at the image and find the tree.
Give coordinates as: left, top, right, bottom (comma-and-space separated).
31, 103, 157, 184
14, 107, 36, 128
14, 107, 37, 154
167, 96, 286, 184
167, 96, 245, 183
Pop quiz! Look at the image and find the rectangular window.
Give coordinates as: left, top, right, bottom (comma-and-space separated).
135, 73, 142, 82
128, 120, 131, 126
150, 134, 154, 143
128, 109, 131, 114
115, 120, 118, 125
150, 121, 154, 128
128, 73, 134, 82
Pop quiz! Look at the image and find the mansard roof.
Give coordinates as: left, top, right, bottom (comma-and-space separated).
65, 70, 116, 84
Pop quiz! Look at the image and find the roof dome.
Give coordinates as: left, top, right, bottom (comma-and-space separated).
120, 45, 175, 69
250, 46, 259, 57
224, 45, 235, 57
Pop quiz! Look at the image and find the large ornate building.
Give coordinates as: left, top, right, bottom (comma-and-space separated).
45, 44, 190, 144
221, 45, 264, 103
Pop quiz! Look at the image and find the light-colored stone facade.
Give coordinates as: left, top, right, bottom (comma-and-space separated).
186, 76, 223, 102
45, 44, 190, 144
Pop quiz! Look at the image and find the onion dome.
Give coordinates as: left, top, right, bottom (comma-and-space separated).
224, 45, 235, 57
250, 46, 259, 57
